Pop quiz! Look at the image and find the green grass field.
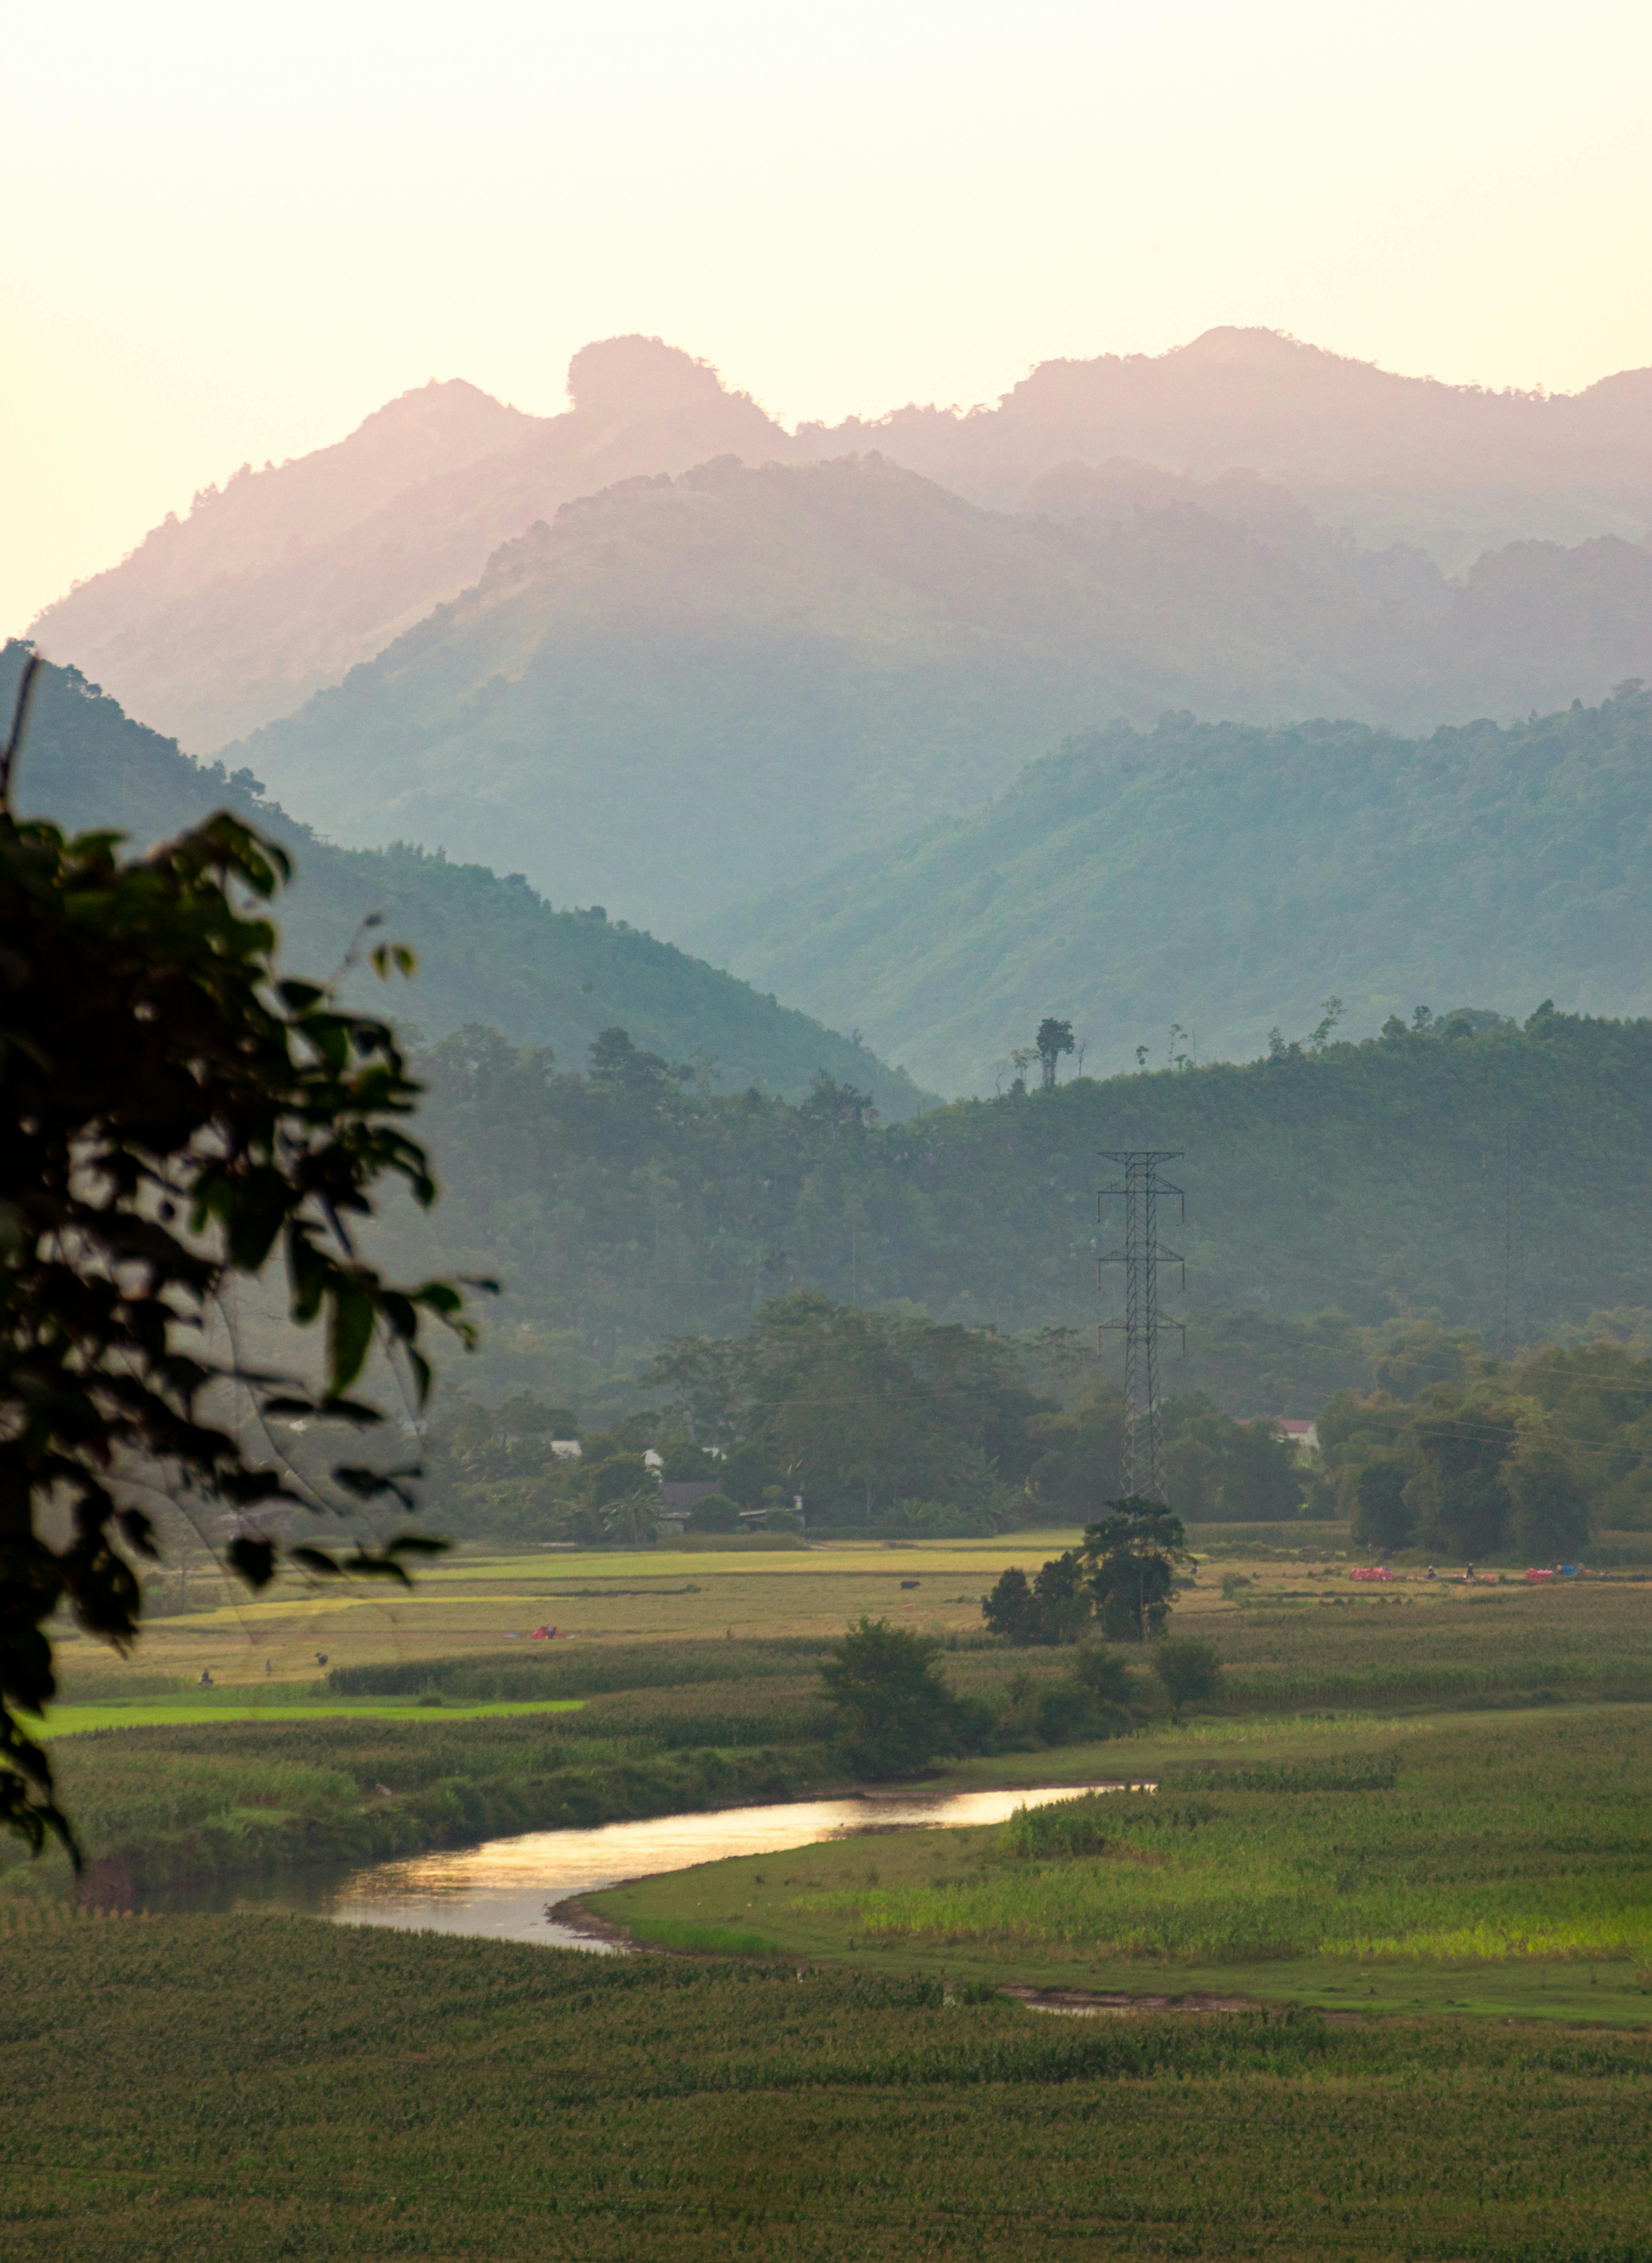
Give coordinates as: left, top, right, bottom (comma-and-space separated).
593, 1704, 1652, 2025
17, 1538, 1652, 1923
4, 1911, 1651, 2261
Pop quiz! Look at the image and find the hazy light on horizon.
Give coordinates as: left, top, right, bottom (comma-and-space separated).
8, 0, 1652, 635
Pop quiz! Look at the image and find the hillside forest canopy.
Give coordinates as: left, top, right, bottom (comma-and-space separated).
357, 999, 1652, 1428
0, 643, 934, 1116
700, 685, 1652, 1092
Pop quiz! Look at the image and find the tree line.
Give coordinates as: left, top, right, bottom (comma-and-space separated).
1319, 1330, 1652, 1560
420, 1291, 1311, 1544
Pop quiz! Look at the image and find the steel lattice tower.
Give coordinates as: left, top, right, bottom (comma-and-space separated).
1098, 1150, 1185, 1500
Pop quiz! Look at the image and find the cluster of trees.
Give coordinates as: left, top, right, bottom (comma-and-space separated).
819, 1499, 1224, 1780
646, 1293, 1051, 1533
982, 1501, 1196, 1645
1318, 1332, 1652, 1559
420, 1300, 1317, 1544
818, 1608, 1220, 1779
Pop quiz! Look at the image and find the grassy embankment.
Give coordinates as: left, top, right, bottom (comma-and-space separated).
5, 1910, 1652, 2262
595, 1704, 1652, 2024
565, 1547, 1652, 2026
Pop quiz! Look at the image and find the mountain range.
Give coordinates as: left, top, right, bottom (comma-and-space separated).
33, 326, 1652, 757
186, 454, 1652, 941
24, 325, 1652, 1098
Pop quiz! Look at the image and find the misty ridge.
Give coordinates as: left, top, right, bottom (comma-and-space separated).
26, 322, 1652, 1096
35, 324, 1652, 754
181, 448, 1652, 958
0, 643, 938, 1119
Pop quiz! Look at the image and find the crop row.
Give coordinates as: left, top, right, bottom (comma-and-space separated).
5, 1912, 1652, 2260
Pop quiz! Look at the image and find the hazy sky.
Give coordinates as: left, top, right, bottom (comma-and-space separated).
9, 0, 1652, 635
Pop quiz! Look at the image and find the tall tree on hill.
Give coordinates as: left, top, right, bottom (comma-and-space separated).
0, 658, 478, 1861
1035, 1019, 1076, 1090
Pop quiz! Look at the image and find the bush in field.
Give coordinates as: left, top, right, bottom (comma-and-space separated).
1032, 1682, 1124, 1744
819, 1617, 986, 1779
1151, 1638, 1223, 1722
685, 1493, 743, 1533
998, 1789, 1115, 1860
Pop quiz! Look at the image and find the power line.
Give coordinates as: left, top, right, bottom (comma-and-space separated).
1098, 1150, 1185, 1501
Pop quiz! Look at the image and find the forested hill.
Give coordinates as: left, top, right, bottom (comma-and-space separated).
700, 687, 1652, 1094
225, 454, 1652, 934
0, 647, 935, 1116
28, 341, 787, 753
370, 1005, 1652, 1412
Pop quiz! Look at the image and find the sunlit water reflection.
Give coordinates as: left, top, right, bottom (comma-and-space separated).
144, 1782, 1129, 1950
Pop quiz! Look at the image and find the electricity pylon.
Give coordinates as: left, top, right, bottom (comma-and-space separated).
1098, 1150, 1185, 1501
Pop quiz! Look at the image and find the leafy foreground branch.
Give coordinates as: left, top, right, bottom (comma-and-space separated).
0, 655, 482, 1860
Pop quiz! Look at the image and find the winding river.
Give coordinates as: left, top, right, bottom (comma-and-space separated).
142, 1782, 1118, 1950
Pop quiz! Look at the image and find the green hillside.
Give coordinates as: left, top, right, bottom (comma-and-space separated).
225, 454, 1652, 936
361, 1003, 1652, 1416
0, 645, 934, 1116
700, 687, 1652, 1093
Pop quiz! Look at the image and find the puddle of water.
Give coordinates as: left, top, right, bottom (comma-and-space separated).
143, 1782, 1131, 1950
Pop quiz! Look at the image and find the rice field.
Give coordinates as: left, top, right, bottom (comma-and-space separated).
40, 1697, 585, 1736
54, 1530, 1096, 1695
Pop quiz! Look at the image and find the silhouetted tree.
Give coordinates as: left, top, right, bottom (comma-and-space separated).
1035, 1018, 1075, 1090
0, 657, 478, 1859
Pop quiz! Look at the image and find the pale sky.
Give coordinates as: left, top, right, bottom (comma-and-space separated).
8, 0, 1652, 635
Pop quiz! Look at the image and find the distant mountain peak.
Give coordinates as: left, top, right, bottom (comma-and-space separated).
351, 376, 524, 443
1175, 325, 1330, 366
566, 335, 748, 420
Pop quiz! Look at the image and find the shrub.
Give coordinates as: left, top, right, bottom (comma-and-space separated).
685, 1493, 743, 1533
1151, 1638, 1223, 1721
819, 1618, 986, 1779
